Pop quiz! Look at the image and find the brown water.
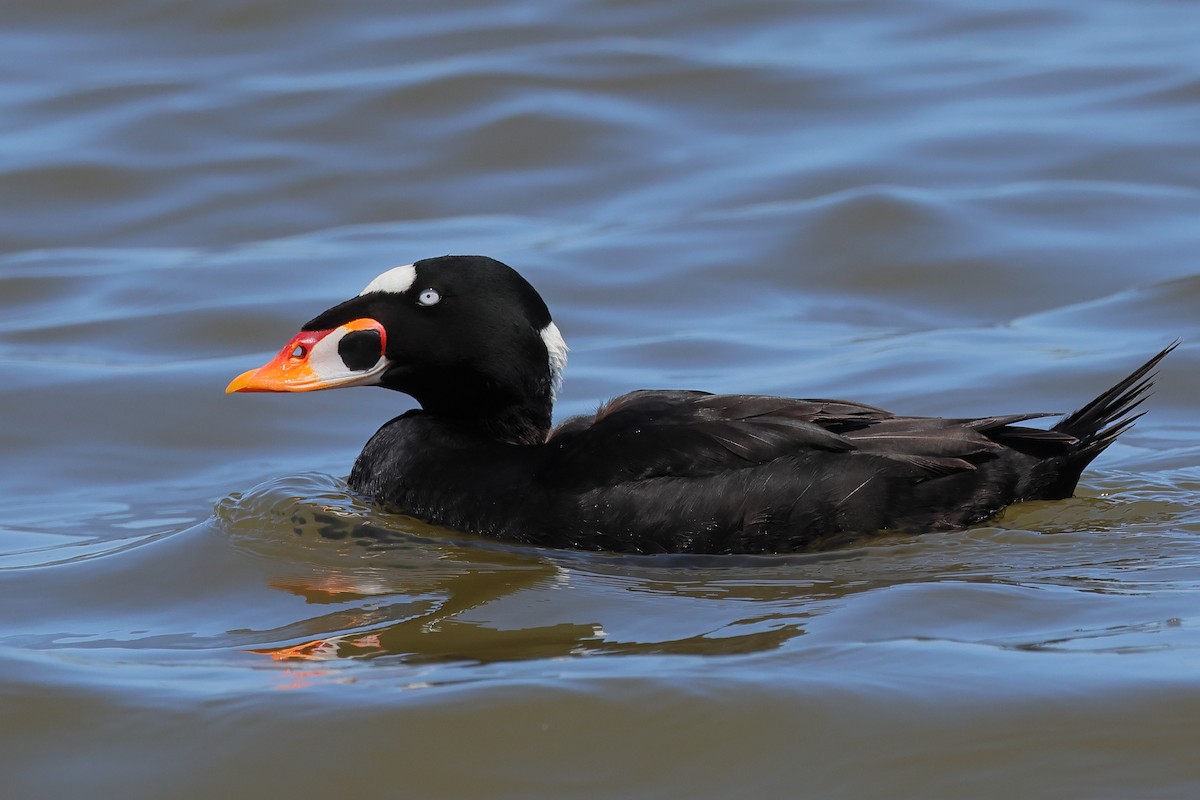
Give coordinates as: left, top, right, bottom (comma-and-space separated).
3, 1, 1200, 798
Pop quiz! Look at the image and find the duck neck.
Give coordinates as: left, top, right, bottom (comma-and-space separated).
396, 372, 552, 445
440, 399, 551, 445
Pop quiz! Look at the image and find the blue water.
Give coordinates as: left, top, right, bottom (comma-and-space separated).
2, 1, 1200, 797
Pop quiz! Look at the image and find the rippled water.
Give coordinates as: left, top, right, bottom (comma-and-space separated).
3, 1, 1200, 797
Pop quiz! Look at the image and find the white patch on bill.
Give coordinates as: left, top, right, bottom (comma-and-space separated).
360, 263, 417, 296
540, 321, 568, 401
308, 326, 389, 388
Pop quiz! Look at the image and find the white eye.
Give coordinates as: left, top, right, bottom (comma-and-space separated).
417, 288, 441, 307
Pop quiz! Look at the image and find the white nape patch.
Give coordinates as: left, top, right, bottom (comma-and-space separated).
540, 321, 569, 401
359, 263, 417, 296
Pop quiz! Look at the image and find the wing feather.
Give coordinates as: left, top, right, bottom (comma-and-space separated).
540, 389, 1077, 490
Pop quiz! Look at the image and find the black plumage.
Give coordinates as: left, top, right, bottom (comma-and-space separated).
230, 255, 1177, 554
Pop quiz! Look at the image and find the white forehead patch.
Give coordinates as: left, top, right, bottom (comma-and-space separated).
360, 263, 417, 296
540, 321, 568, 401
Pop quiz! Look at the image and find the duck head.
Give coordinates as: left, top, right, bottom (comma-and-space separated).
226, 255, 568, 443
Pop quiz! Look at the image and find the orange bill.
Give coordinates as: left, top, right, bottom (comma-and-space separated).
226, 318, 388, 393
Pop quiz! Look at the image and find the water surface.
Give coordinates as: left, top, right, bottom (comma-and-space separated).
3, 1, 1200, 798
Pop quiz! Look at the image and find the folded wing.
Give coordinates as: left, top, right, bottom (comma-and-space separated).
540, 389, 1071, 488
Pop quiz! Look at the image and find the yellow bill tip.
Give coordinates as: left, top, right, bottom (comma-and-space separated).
225, 368, 262, 394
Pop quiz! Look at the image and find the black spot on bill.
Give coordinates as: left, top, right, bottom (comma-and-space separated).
339, 329, 382, 371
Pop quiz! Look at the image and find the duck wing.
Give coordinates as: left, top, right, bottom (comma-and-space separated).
539, 389, 1045, 488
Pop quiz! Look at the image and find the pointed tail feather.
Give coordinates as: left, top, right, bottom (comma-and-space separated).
1053, 340, 1180, 461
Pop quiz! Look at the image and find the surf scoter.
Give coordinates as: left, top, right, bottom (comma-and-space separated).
227, 255, 1176, 554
